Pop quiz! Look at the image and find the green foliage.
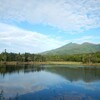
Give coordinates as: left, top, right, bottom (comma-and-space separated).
0, 51, 46, 62
44, 52, 100, 63
0, 49, 100, 64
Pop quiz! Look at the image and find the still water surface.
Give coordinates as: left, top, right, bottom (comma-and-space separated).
0, 64, 100, 100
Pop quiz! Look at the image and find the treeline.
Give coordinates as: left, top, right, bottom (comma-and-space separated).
0, 49, 100, 64
0, 49, 46, 62
44, 52, 100, 63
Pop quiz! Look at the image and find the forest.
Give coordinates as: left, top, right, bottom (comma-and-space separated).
0, 49, 46, 62
0, 49, 100, 64
44, 52, 100, 63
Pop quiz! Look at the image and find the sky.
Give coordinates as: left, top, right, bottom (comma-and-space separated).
0, 0, 100, 53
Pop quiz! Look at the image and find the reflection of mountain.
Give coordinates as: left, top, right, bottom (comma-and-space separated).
0, 64, 44, 77
0, 65, 100, 100
46, 66, 100, 83
0, 64, 100, 82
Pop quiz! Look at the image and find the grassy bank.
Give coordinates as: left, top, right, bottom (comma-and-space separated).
0, 61, 48, 65
0, 61, 100, 66
46, 61, 82, 65
0, 61, 81, 65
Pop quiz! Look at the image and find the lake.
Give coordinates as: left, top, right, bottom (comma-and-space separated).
0, 64, 100, 100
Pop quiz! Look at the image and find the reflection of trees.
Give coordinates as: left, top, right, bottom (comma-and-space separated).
46, 66, 100, 82
0, 90, 19, 100
0, 90, 5, 100
0, 64, 45, 78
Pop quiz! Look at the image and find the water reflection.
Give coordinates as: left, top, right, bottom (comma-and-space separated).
0, 64, 44, 77
0, 90, 91, 100
45, 65, 100, 82
0, 64, 100, 100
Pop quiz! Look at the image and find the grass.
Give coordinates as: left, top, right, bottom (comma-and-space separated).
46, 61, 82, 65
0, 61, 100, 66
0, 61, 48, 65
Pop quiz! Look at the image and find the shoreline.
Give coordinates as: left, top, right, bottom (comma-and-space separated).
0, 61, 100, 66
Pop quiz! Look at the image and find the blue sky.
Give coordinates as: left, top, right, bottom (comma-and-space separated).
0, 0, 100, 53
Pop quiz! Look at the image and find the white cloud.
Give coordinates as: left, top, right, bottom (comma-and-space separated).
0, 23, 64, 53
0, 0, 100, 32
0, 23, 99, 53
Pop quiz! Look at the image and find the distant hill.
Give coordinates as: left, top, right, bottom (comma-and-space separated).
41, 42, 100, 55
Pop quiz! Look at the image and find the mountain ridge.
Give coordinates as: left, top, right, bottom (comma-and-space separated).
41, 42, 100, 55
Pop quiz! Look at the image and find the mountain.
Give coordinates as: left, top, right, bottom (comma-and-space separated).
41, 42, 100, 55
